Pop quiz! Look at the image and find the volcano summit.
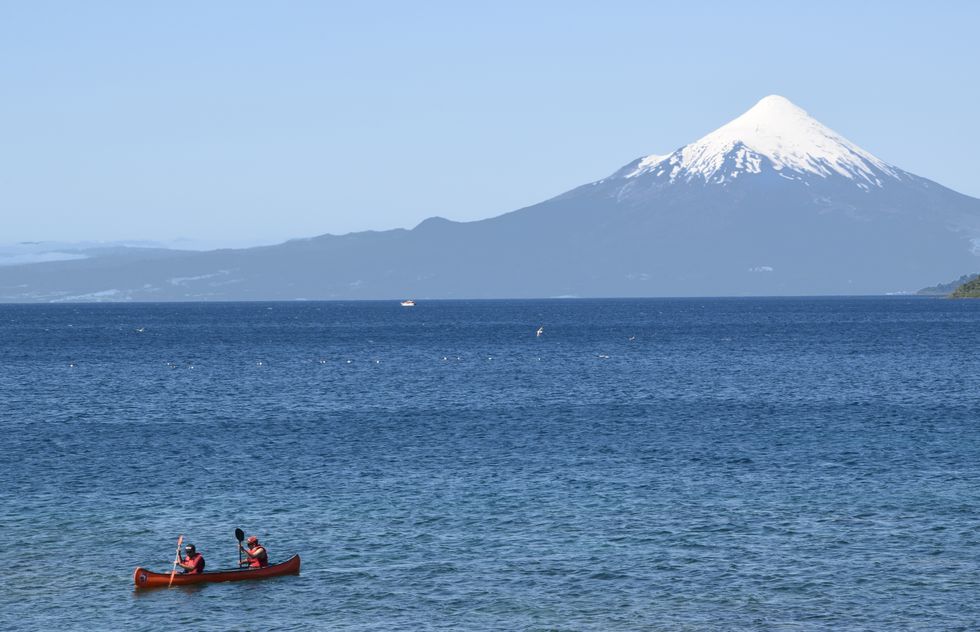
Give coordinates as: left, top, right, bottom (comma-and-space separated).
3, 95, 980, 301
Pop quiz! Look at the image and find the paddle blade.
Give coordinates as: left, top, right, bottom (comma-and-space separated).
235, 528, 245, 542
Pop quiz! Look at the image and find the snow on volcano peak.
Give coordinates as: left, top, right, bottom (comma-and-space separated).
626, 95, 900, 187
623, 153, 670, 177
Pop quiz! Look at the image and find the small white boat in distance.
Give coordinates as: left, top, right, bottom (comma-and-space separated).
400, 300, 416, 307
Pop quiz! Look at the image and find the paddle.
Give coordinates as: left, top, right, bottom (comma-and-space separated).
235, 528, 245, 567
168, 534, 184, 588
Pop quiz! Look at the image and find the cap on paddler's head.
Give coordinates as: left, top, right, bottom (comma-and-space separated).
247, 535, 258, 544
184, 543, 196, 552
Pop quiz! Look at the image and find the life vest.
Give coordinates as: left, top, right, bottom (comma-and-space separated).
246, 546, 268, 568
184, 553, 205, 574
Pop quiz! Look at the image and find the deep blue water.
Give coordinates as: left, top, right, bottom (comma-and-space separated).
1, 298, 979, 631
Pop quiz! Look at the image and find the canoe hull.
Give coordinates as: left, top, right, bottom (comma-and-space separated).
134, 554, 301, 590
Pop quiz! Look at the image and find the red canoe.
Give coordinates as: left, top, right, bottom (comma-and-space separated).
133, 554, 301, 590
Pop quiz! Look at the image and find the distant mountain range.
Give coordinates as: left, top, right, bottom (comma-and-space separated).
3, 95, 980, 302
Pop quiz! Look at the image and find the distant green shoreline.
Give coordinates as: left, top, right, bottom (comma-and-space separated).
918, 273, 980, 297
951, 276, 980, 298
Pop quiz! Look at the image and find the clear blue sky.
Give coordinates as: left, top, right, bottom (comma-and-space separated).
1, 1, 978, 246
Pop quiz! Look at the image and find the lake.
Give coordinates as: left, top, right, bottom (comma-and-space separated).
1, 298, 978, 630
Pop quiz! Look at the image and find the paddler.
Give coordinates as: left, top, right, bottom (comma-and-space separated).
176, 543, 206, 574
239, 535, 269, 568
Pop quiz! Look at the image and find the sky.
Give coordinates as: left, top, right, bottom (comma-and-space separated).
1, 1, 978, 248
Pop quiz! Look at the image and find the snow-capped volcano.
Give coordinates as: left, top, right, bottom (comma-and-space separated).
615, 95, 901, 189
3, 94, 979, 301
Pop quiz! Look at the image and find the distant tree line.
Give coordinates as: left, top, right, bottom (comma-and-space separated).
951, 275, 980, 298
917, 272, 980, 296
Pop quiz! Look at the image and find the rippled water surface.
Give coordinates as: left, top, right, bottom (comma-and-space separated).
2, 298, 979, 631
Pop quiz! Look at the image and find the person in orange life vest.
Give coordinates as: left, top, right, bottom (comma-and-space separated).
176, 543, 205, 574
239, 535, 269, 568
